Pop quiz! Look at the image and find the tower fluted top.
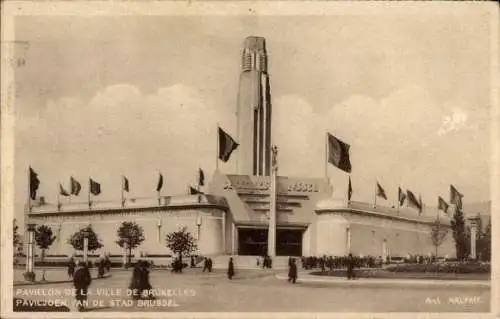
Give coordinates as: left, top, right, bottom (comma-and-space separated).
244, 36, 267, 51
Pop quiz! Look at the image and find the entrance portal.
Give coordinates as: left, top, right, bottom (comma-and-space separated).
238, 228, 267, 256
238, 227, 303, 256
277, 229, 303, 256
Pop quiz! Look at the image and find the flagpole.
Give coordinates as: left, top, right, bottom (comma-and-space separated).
197, 167, 201, 193
216, 123, 219, 172
88, 178, 91, 210
324, 132, 328, 178
121, 176, 124, 208
396, 188, 400, 215
57, 183, 60, 211
374, 181, 377, 208
27, 167, 32, 213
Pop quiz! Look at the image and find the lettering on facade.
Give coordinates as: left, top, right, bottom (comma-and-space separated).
225, 177, 319, 194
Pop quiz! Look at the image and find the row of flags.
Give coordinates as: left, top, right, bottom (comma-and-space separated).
29, 167, 209, 209
327, 133, 465, 216
28, 128, 466, 215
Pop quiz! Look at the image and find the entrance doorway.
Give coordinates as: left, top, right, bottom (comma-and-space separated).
238, 228, 267, 256
237, 227, 304, 256
277, 229, 303, 256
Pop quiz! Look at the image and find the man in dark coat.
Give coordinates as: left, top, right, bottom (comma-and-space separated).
346, 253, 356, 280
208, 258, 213, 272
288, 258, 297, 284
227, 257, 235, 280
73, 261, 92, 311
202, 258, 209, 272
67, 257, 76, 279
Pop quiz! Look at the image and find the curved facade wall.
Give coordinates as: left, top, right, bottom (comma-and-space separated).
29, 206, 226, 257
314, 209, 456, 258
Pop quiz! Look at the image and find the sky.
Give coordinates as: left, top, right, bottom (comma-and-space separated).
13, 12, 493, 224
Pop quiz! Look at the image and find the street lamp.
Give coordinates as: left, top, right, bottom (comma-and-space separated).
82, 230, 89, 264
196, 215, 202, 240
23, 223, 37, 282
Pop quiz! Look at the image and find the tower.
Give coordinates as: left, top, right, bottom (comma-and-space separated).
236, 36, 272, 176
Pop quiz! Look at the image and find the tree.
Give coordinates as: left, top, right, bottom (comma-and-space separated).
165, 226, 197, 273
67, 225, 103, 253
13, 219, 23, 256
116, 221, 145, 265
477, 217, 491, 261
34, 225, 57, 262
430, 219, 448, 260
450, 206, 469, 260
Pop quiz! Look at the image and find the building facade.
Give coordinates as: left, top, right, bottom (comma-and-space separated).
25, 35, 461, 260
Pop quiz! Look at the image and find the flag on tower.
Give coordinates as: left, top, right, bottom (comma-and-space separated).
198, 168, 205, 187
398, 187, 406, 206
348, 176, 353, 201
156, 173, 163, 192
29, 167, 40, 200
438, 196, 449, 214
123, 176, 129, 192
327, 133, 352, 173
89, 178, 101, 195
407, 190, 422, 212
376, 182, 387, 200
218, 127, 239, 162
450, 184, 464, 210
70, 177, 81, 196
59, 184, 70, 197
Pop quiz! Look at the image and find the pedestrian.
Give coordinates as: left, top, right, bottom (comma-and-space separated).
256, 257, 260, 268
190, 256, 195, 268
208, 258, 213, 272
227, 257, 235, 280
288, 258, 297, 284
96, 257, 105, 279
104, 254, 111, 273
202, 258, 209, 272
73, 261, 92, 312
346, 253, 355, 280
67, 257, 76, 279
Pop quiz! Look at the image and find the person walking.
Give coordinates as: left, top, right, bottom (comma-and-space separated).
288, 258, 297, 284
227, 257, 235, 280
67, 257, 76, 280
346, 253, 355, 280
73, 261, 92, 312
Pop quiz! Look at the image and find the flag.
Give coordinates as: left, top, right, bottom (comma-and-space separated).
123, 176, 129, 192
327, 133, 352, 173
198, 168, 205, 187
59, 184, 70, 197
189, 186, 203, 195
419, 194, 423, 215
156, 173, 163, 192
70, 177, 81, 196
406, 190, 422, 212
29, 167, 40, 200
376, 182, 387, 200
219, 127, 239, 162
450, 184, 464, 210
89, 178, 101, 195
438, 196, 449, 214
398, 187, 406, 206
348, 176, 352, 201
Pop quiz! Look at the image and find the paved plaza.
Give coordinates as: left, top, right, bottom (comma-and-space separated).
13, 268, 490, 312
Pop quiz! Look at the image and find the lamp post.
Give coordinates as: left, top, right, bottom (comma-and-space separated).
196, 215, 202, 240
467, 217, 481, 260
82, 230, 89, 264
23, 223, 37, 282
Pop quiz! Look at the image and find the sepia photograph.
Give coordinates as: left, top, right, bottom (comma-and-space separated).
1, 1, 498, 317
